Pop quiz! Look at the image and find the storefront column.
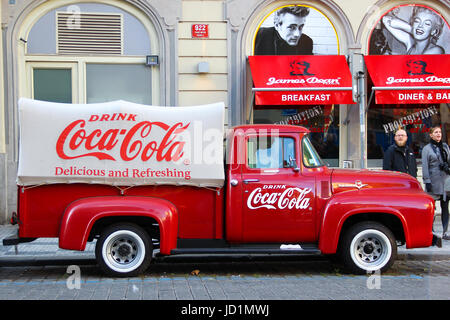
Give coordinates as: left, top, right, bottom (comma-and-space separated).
0, 1, 6, 224
225, 0, 260, 126
356, 54, 367, 169
0, 1, 4, 155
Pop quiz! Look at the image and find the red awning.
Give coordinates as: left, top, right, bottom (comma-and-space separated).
248, 55, 355, 106
365, 55, 450, 105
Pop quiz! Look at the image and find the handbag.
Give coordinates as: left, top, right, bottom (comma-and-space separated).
444, 175, 450, 201
443, 143, 450, 201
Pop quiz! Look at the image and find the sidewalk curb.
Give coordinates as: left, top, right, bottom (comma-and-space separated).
1, 224, 450, 267
397, 251, 450, 261
0, 256, 96, 267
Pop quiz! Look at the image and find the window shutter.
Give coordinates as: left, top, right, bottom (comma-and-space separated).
57, 12, 123, 55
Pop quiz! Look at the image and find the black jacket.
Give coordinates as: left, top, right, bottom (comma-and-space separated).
383, 144, 417, 178
254, 27, 313, 55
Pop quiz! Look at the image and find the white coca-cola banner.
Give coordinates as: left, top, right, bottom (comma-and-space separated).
17, 98, 225, 187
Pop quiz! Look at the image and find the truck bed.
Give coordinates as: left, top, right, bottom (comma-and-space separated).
18, 184, 224, 240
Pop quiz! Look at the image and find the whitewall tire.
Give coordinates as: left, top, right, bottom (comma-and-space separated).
95, 223, 152, 277
340, 221, 397, 274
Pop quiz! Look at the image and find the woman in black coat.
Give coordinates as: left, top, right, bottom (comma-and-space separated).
422, 126, 450, 240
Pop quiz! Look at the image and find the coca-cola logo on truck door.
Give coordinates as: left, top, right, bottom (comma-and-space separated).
247, 184, 312, 211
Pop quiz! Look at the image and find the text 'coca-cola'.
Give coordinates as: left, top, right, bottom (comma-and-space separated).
56, 115, 190, 162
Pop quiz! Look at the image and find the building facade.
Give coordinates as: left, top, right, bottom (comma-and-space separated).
0, 0, 449, 223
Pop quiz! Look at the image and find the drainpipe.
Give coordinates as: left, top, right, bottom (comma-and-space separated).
352, 53, 367, 169
357, 69, 367, 169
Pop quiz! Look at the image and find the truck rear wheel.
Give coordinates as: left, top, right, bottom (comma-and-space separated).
339, 221, 397, 274
95, 223, 152, 277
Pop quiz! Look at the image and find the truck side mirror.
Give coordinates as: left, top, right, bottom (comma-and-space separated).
289, 156, 300, 172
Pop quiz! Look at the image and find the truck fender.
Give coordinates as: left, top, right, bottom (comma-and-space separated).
59, 196, 178, 255
318, 191, 409, 254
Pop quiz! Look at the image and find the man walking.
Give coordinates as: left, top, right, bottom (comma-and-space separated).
383, 128, 417, 178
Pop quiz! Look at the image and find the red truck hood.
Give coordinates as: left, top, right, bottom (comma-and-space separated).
330, 168, 422, 194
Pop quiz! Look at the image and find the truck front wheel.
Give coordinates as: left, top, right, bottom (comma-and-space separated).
339, 221, 397, 274
95, 223, 152, 277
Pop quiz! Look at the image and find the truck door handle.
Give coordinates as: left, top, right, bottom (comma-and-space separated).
243, 179, 259, 184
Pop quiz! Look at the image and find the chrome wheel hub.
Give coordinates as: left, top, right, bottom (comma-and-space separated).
357, 238, 382, 263
350, 229, 392, 272
102, 230, 146, 273
111, 238, 138, 264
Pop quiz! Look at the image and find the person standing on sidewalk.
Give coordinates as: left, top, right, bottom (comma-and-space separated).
422, 125, 450, 240
383, 128, 417, 178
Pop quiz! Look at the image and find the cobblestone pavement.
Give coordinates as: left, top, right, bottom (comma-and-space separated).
1, 224, 450, 301
0, 256, 449, 300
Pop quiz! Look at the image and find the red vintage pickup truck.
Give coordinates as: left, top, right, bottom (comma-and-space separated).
3, 98, 438, 277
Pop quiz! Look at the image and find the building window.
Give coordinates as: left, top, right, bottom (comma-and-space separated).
253, 106, 340, 167
367, 106, 443, 167
86, 64, 152, 104
23, 2, 157, 105
247, 136, 296, 169
33, 68, 72, 103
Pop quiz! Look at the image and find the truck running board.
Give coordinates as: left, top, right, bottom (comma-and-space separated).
170, 240, 321, 255
2, 234, 36, 246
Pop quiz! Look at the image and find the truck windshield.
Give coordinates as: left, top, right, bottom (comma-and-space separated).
302, 135, 325, 167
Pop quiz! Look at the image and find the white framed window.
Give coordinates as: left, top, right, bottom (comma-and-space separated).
19, 2, 159, 105
27, 62, 79, 103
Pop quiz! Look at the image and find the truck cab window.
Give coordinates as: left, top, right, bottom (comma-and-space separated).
302, 135, 324, 167
247, 136, 295, 169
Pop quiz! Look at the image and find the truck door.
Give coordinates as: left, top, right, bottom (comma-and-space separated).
241, 133, 316, 242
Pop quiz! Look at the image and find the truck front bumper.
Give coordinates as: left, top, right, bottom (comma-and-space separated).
432, 234, 443, 248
